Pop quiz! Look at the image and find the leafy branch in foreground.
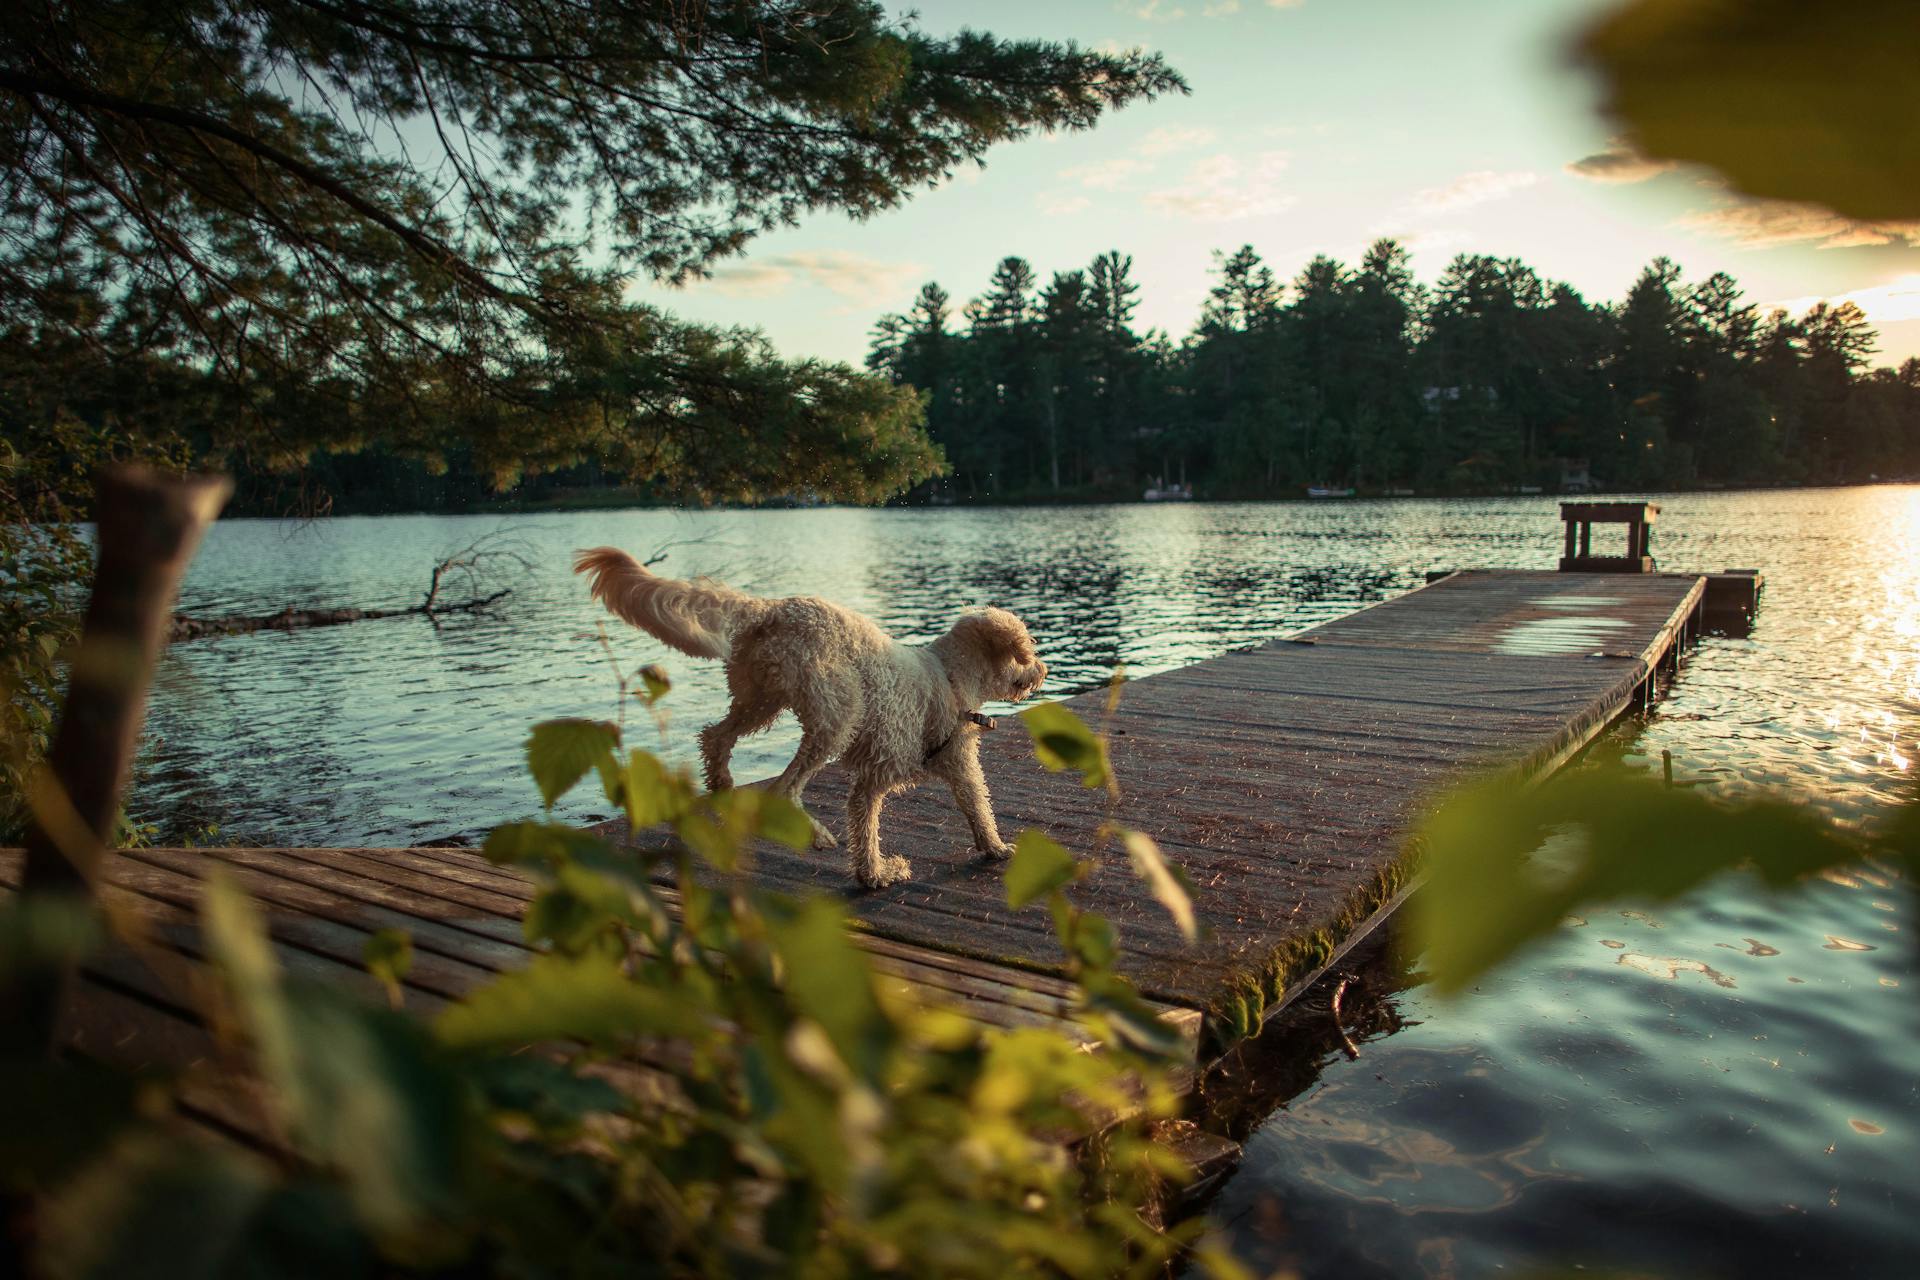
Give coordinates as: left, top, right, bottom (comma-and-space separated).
1, 1, 1182, 499
1579, 0, 1918, 224
1409, 762, 1920, 995
5, 686, 1238, 1277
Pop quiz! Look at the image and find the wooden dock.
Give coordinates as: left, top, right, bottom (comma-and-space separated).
603, 568, 1706, 1041
5, 569, 1707, 1104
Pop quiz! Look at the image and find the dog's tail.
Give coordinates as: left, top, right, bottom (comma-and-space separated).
572, 547, 763, 661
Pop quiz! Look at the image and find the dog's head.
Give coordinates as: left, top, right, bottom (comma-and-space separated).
945, 607, 1048, 703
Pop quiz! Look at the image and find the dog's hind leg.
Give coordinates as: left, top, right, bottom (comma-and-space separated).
698, 694, 781, 792
771, 723, 850, 850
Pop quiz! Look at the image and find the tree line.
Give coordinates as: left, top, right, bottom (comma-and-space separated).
866, 240, 1920, 499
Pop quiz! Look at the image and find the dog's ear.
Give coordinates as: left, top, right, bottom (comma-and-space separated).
951, 608, 1033, 663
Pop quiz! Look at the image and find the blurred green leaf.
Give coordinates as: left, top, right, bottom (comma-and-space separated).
755, 791, 815, 851
0, 1058, 143, 1193
1579, 0, 1920, 221
436, 954, 704, 1049
616, 749, 692, 828
39, 1134, 270, 1280
1078, 972, 1189, 1062
1005, 830, 1079, 909
1118, 828, 1198, 942
1019, 702, 1111, 791
522, 863, 640, 957
467, 1056, 630, 1133
482, 820, 613, 870
1070, 912, 1117, 970
525, 719, 621, 809
1411, 764, 1865, 994
763, 898, 888, 1081
363, 929, 412, 1008
202, 874, 467, 1243
0, 891, 103, 973
637, 663, 672, 704
39, 1135, 371, 1280
675, 787, 799, 870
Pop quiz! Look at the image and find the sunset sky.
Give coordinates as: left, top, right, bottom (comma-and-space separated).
632, 0, 1920, 369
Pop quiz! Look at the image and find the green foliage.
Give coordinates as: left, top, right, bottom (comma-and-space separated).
1119, 829, 1198, 944
1579, 0, 1918, 223
1020, 701, 1114, 792
525, 719, 623, 810
435, 954, 705, 1050
1005, 830, 1081, 908
1409, 762, 1918, 995
867, 240, 1920, 499
4, 680, 1226, 1277
363, 929, 414, 1009
38, 1135, 369, 1280
0, 413, 184, 842
202, 873, 469, 1249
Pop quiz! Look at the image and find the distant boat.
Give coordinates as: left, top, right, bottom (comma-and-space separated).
1306, 485, 1355, 498
1143, 482, 1193, 502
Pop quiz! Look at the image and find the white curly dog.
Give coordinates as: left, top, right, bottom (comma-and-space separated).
574, 548, 1048, 888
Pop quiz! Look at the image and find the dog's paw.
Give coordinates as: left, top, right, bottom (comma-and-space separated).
858, 855, 912, 889
810, 819, 839, 851
977, 840, 1015, 862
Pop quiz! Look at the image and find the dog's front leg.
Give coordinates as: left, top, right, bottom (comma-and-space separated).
938, 742, 1013, 861
847, 780, 911, 889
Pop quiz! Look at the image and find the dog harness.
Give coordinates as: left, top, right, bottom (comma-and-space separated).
926, 709, 996, 764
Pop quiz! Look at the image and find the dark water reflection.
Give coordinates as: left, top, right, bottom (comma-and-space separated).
140, 489, 1919, 1275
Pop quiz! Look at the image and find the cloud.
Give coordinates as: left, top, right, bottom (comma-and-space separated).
1409, 169, 1538, 215
1765, 274, 1920, 325
1387, 227, 1472, 255
1060, 156, 1151, 190
1124, 0, 1268, 17
702, 251, 922, 305
1145, 151, 1295, 221
1565, 142, 1677, 184
1677, 199, 1920, 250
1037, 192, 1092, 218
1267, 0, 1305, 7
1138, 126, 1218, 156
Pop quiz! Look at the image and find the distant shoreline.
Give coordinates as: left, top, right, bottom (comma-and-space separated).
225, 476, 1920, 520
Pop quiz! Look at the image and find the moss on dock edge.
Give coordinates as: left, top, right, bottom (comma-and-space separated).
1200, 837, 1422, 1057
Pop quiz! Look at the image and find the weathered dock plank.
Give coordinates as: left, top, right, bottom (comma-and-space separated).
601, 569, 1706, 1031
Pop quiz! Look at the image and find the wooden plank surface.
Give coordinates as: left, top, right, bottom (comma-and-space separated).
0, 840, 1198, 1067
598, 570, 1706, 1024
7, 568, 1699, 1088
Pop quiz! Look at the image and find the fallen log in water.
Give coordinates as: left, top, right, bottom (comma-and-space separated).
168, 589, 510, 641
168, 528, 532, 641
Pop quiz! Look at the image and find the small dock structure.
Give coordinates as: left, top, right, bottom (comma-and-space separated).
1560, 499, 1657, 573
9, 566, 1711, 1117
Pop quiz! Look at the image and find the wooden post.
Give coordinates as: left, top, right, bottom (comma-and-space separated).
5, 466, 230, 1055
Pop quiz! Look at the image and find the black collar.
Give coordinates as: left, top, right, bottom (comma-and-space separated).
926, 709, 997, 763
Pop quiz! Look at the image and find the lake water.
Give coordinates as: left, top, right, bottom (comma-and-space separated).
140, 489, 1918, 1277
